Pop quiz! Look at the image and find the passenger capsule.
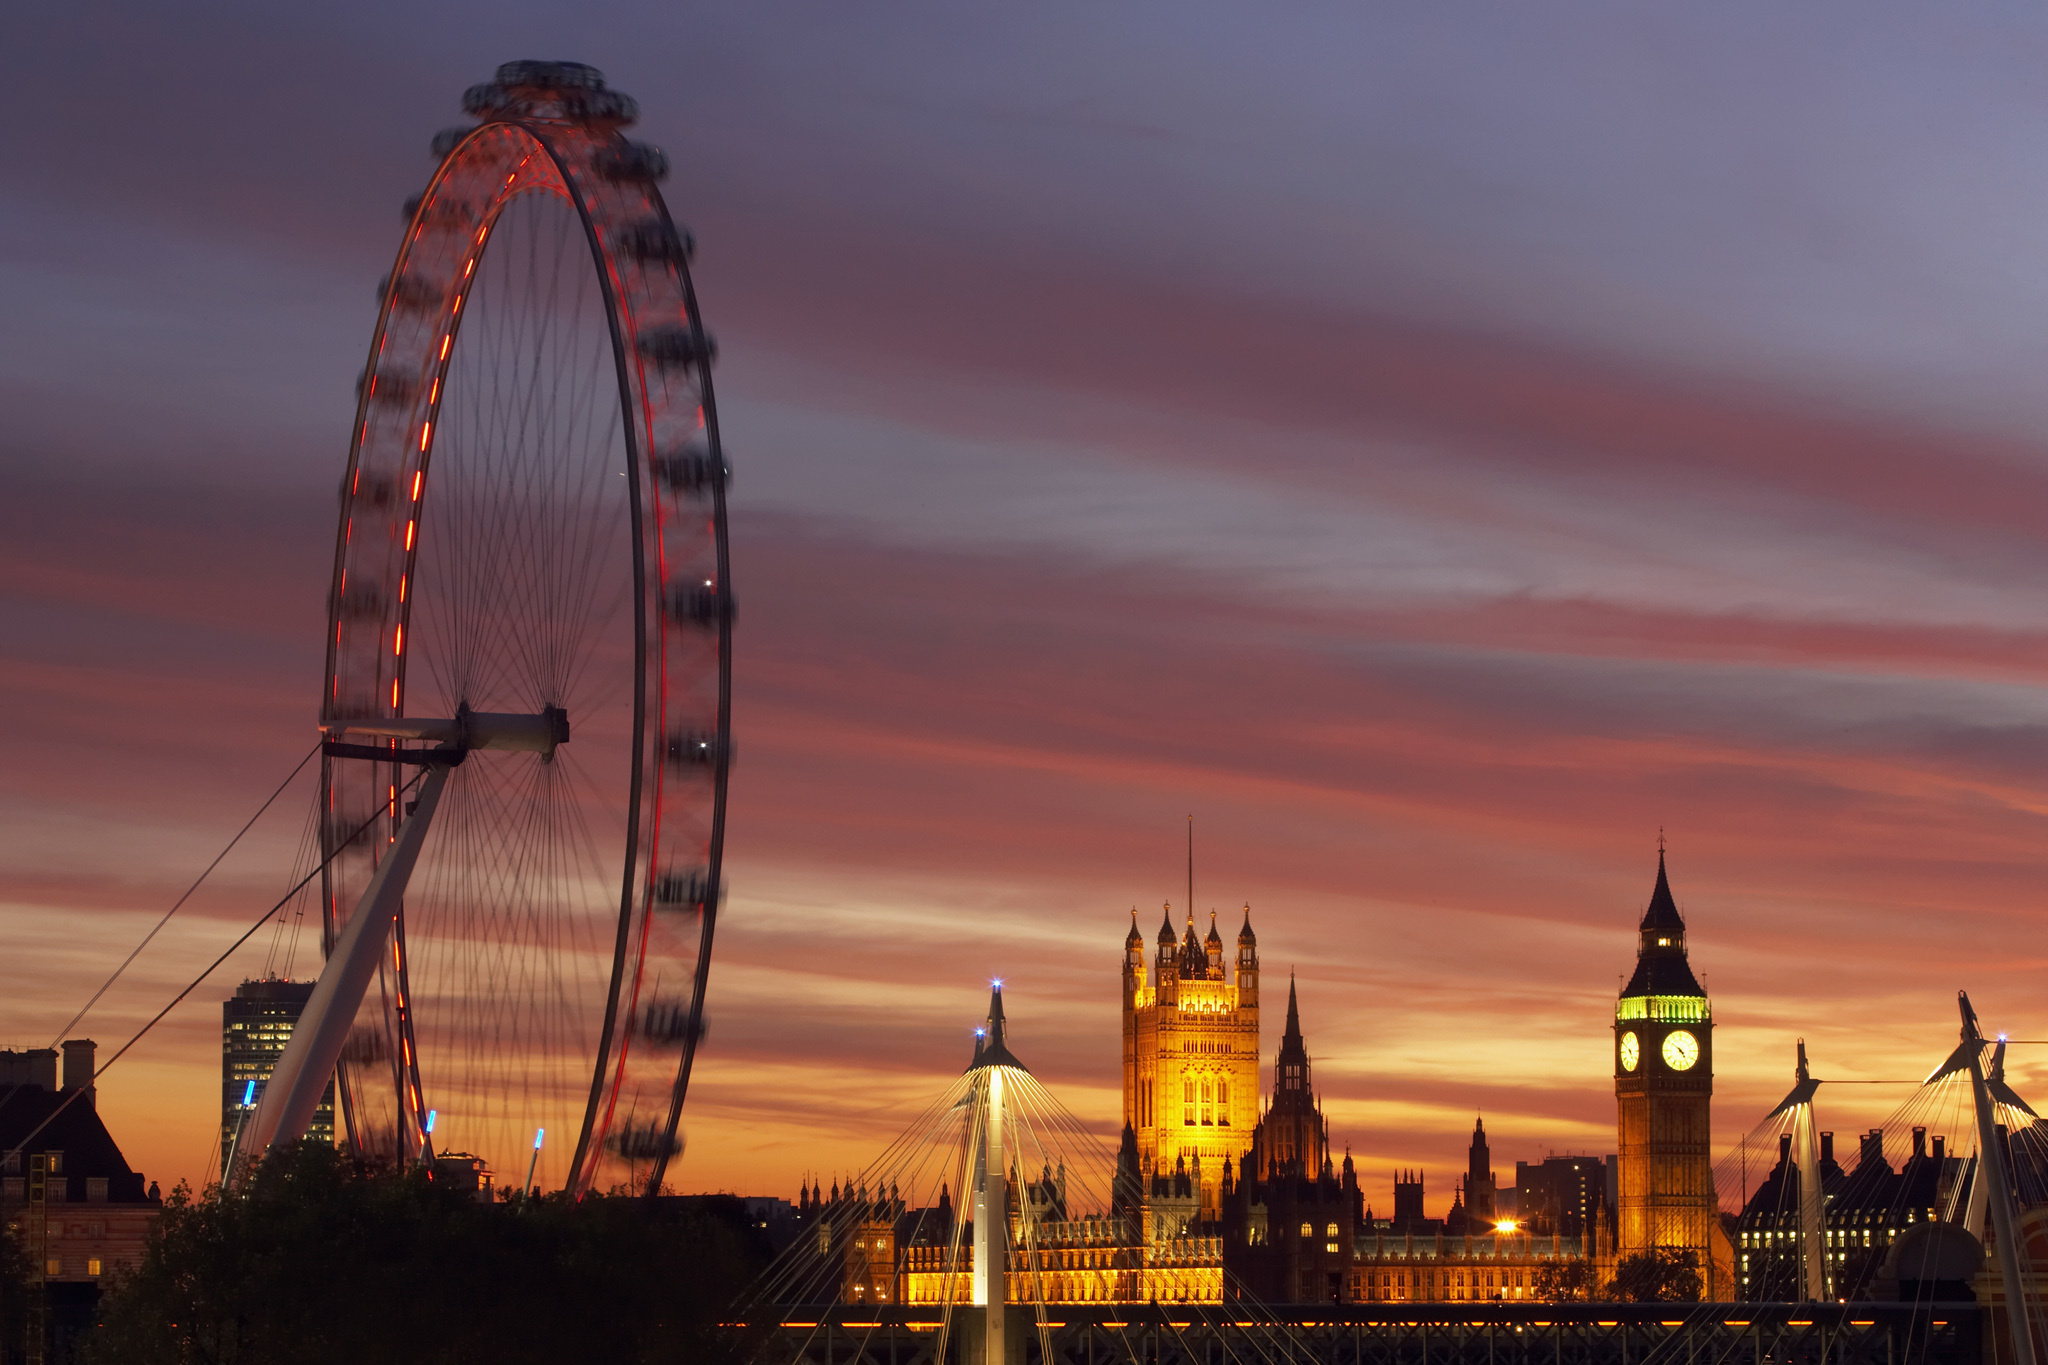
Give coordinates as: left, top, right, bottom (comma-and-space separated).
619, 220, 695, 265
652, 867, 718, 912
652, 447, 728, 497
600, 141, 670, 184
494, 60, 605, 91
665, 585, 733, 628
376, 275, 441, 313
461, 82, 511, 117
637, 324, 716, 369
665, 731, 728, 768
637, 1000, 707, 1045
565, 88, 638, 126
607, 1123, 683, 1160
335, 584, 386, 620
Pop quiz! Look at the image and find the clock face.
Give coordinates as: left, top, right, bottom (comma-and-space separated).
1618, 1031, 1640, 1072
1662, 1029, 1701, 1071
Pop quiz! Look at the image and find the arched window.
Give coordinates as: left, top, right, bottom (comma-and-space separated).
1300, 1222, 1313, 1238
1216, 1079, 1229, 1125
1200, 1078, 1214, 1126
1183, 1075, 1195, 1125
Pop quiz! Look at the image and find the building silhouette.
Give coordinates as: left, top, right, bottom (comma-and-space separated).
222, 978, 333, 1173
1613, 850, 1732, 1295
1461, 1118, 1497, 1226
1512, 1154, 1615, 1239
0, 1041, 163, 1355
1734, 1124, 1984, 1300
1222, 981, 1363, 1303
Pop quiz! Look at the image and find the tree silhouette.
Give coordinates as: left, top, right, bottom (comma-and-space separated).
1606, 1249, 1703, 1303
82, 1142, 769, 1365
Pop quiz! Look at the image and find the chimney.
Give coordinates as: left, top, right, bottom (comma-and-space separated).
1820, 1132, 1834, 1164
61, 1039, 95, 1107
1932, 1136, 1946, 1162
1912, 1126, 1927, 1159
1861, 1130, 1884, 1168
1778, 1133, 1792, 1163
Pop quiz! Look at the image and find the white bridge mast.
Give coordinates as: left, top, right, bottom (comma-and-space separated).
965, 984, 1025, 1365
1765, 1040, 1827, 1301
1959, 994, 2036, 1365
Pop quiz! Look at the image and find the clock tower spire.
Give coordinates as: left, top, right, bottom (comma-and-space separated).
1614, 846, 1730, 1295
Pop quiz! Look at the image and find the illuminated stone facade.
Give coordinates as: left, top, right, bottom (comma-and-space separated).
1613, 852, 1732, 1296
1123, 907, 1260, 1221
1349, 1229, 1601, 1302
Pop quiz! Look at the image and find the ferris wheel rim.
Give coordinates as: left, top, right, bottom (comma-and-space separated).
316, 76, 731, 1198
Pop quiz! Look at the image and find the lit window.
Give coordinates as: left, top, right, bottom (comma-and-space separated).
88, 1259, 101, 1277
1327, 1224, 1338, 1238
45, 1259, 59, 1277
1301, 1223, 1313, 1238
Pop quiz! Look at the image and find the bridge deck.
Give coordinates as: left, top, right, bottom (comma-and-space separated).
759, 1304, 1981, 1365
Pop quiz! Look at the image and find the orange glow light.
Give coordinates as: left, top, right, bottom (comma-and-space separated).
404, 520, 416, 551
411, 471, 423, 500
394, 624, 404, 656
419, 421, 431, 452
428, 378, 440, 404
439, 334, 452, 360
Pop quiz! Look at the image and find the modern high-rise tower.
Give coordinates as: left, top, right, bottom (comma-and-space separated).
1613, 851, 1730, 1294
1122, 906, 1260, 1218
222, 978, 333, 1174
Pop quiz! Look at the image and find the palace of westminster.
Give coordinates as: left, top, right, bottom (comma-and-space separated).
795, 852, 1774, 1306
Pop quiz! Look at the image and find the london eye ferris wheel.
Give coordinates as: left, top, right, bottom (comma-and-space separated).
256, 62, 732, 1198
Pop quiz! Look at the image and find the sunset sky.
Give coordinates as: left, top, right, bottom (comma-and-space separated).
9, 2, 2048, 1206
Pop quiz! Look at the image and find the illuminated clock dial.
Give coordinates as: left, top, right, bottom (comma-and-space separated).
1662, 1029, 1700, 1071
1618, 1031, 1640, 1072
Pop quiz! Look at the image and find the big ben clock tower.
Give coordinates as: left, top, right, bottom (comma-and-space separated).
1614, 849, 1731, 1295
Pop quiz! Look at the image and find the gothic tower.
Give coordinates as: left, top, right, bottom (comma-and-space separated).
1123, 905, 1261, 1219
1250, 976, 1327, 1177
1464, 1116, 1497, 1225
1614, 850, 1727, 1293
